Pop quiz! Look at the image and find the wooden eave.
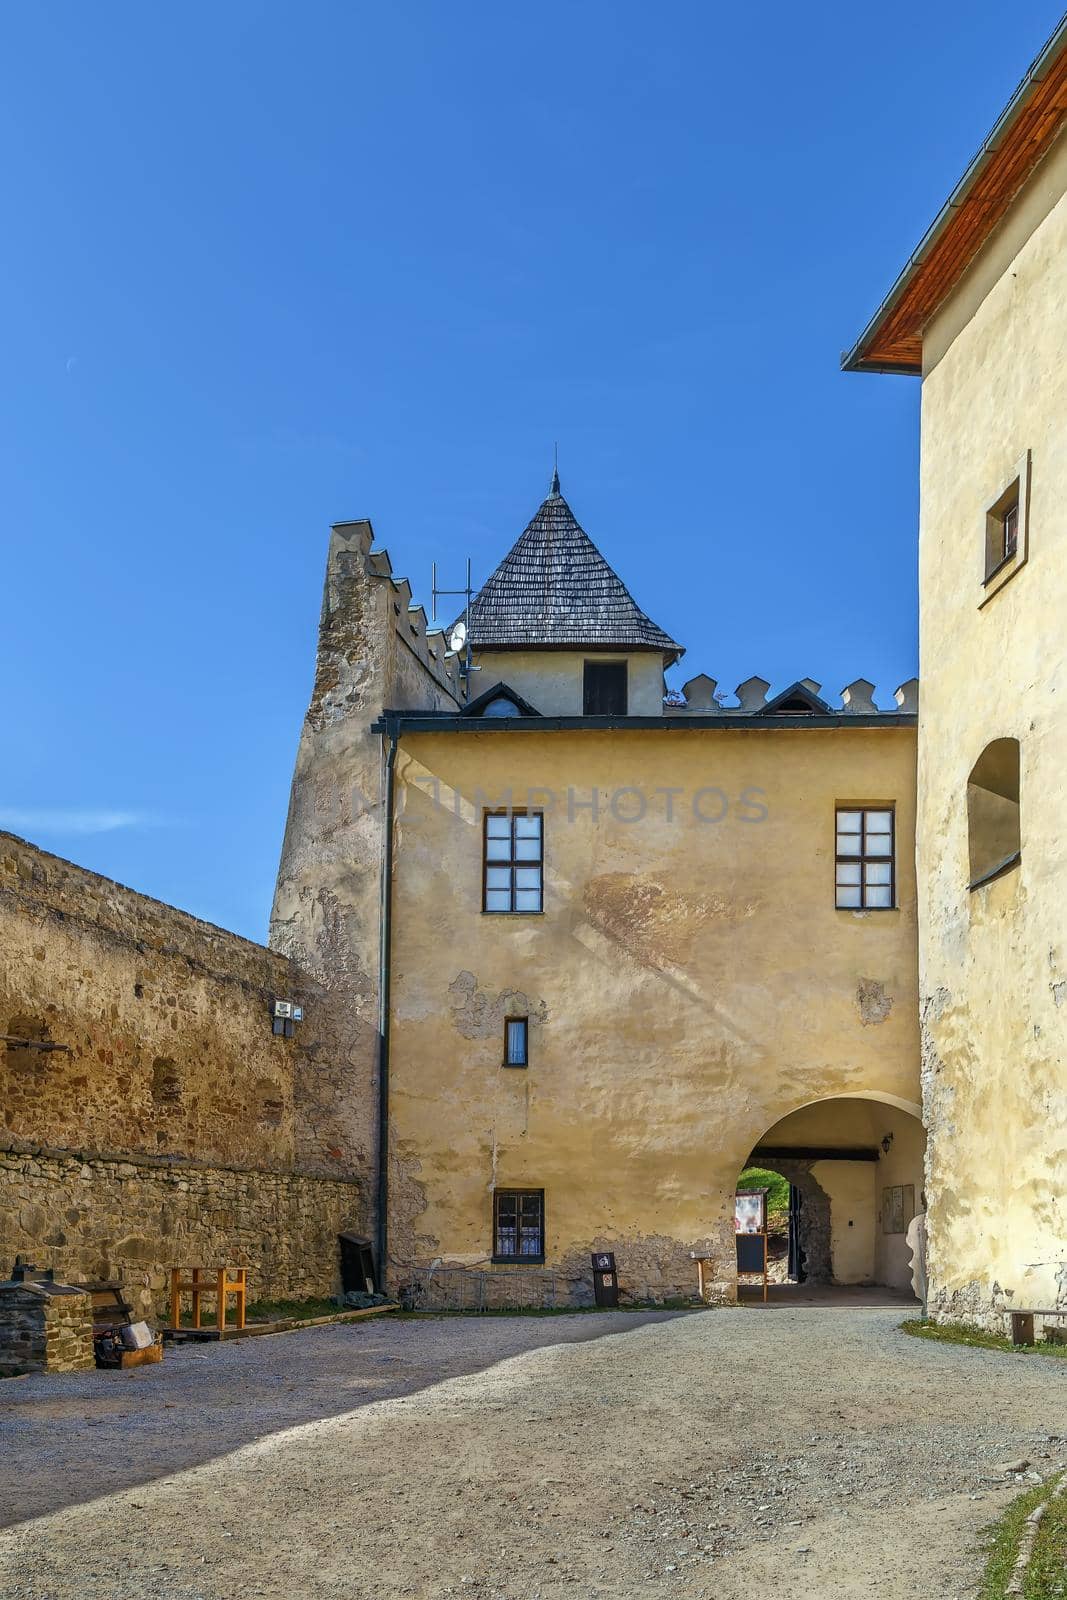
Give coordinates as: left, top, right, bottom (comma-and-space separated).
844, 17, 1067, 375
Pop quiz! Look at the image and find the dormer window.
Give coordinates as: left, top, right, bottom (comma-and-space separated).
583, 660, 628, 715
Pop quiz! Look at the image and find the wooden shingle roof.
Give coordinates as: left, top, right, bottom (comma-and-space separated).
466, 474, 684, 662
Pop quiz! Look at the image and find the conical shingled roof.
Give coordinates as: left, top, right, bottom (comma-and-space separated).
466, 476, 683, 662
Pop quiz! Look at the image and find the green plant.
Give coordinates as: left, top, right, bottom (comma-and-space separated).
901, 1319, 1067, 1360
1026, 1480, 1067, 1598
978, 1474, 1066, 1599
737, 1166, 790, 1228
243, 1296, 344, 1322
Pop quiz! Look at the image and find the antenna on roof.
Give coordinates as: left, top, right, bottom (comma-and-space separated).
550, 442, 560, 498
431, 556, 479, 687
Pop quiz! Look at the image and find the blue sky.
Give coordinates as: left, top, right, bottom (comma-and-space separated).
2, 3, 1060, 938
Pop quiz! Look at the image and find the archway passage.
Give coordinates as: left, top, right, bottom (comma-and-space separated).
735, 1095, 926, 1306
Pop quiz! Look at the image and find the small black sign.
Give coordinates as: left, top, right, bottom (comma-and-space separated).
736, 1234, 767, 1274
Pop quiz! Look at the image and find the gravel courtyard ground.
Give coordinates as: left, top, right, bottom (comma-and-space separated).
1, 1301, 1064, 1600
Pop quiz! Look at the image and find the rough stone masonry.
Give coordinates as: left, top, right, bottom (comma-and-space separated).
0, 831, 368, 1318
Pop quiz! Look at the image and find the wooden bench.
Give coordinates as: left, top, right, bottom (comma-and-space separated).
1006, 1307, 1067, 1346
169, 1267, 247, 1337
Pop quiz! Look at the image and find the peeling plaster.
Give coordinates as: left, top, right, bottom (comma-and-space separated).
447, 970, 548, 1039
857, 978, 894, 1026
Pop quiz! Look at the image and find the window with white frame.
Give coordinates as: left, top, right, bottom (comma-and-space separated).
483, 811, 543, 913
835, 807, 895, 909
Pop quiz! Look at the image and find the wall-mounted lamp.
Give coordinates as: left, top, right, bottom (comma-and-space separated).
881, 1132, 894, 1155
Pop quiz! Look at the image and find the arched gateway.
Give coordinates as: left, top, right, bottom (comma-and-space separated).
733, 1093, 925, 1301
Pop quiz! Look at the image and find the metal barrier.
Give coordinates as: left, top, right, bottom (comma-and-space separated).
396, 1264, 589, 1312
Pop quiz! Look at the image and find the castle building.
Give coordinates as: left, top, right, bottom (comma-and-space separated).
272, 479, 923, 1304
2, 20, 1062, 1329
844, 16, 1067, 1327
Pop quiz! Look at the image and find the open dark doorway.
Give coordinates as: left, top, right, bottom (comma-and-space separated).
787, 1184, 805, 1284
736, 1165, 808, 1286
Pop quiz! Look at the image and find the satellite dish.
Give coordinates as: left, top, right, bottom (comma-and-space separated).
448, 620, 467, 654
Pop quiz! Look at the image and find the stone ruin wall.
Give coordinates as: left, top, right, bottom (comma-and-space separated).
269, 519, 465, 1259
0, 831, 366, 1317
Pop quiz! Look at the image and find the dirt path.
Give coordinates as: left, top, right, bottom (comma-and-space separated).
2, 1306, 1064, 1599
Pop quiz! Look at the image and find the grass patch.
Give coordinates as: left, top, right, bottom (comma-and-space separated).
244, 1296, 346, 1323
1027, 1481, 1067, 1599
901, 1319, 1067, 1360
179, 1296, 348, 1327
978, 1475, 1066, 1600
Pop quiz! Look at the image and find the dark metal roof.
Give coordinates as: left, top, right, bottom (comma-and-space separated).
374, 711, 916, 734
460, 680, 542, 718
464, 479, 684, 662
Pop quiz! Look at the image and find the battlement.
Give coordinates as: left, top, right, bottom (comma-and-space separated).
330, 521, 464, 706
668, 674, 918, 717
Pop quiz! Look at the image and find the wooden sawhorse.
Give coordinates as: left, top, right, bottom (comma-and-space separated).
169, 1267, 247, 1335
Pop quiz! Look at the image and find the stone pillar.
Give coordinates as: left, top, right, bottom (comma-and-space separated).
0, 1280, 95, 1374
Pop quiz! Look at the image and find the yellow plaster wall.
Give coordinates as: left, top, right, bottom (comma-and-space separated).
471, 650, 666, 715
918, 133, 1067, 1325
387, 724, 919, 1301
812, 1161, 876, 1283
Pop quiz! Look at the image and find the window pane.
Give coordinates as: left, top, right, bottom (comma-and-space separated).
837, 811, 862, 832
837, 835, 862, 856
486, 814, 511, 837
865, 861, 892, 886
514, 888, 542, 912
836, 863, 861, 885
485, 888, 512, 912
866, 810, 893, 833
515, 867, 541, 890
514, 837, 542, 861
506, 1021, 527, 1064
866, 885, 892, 908
485, 866, 511, 889
514, 815, 542, 839
485, 836, 510, 861
836, 886, 861, 908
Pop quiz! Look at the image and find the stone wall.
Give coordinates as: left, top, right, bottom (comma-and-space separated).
0, 1141, 361, 1321
270, 519, 464, 1261
0, 1282, 95, 1375
0, 830, 368, 1180
0, 828, 369, 1317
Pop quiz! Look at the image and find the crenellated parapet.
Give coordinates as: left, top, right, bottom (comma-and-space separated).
330, 520, 464, 706
666, 674, 919, 716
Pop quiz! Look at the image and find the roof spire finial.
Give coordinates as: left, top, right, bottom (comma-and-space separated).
550, 442, 560, 497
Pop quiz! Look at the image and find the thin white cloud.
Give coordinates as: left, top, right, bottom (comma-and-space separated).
0, 809, 160, 836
